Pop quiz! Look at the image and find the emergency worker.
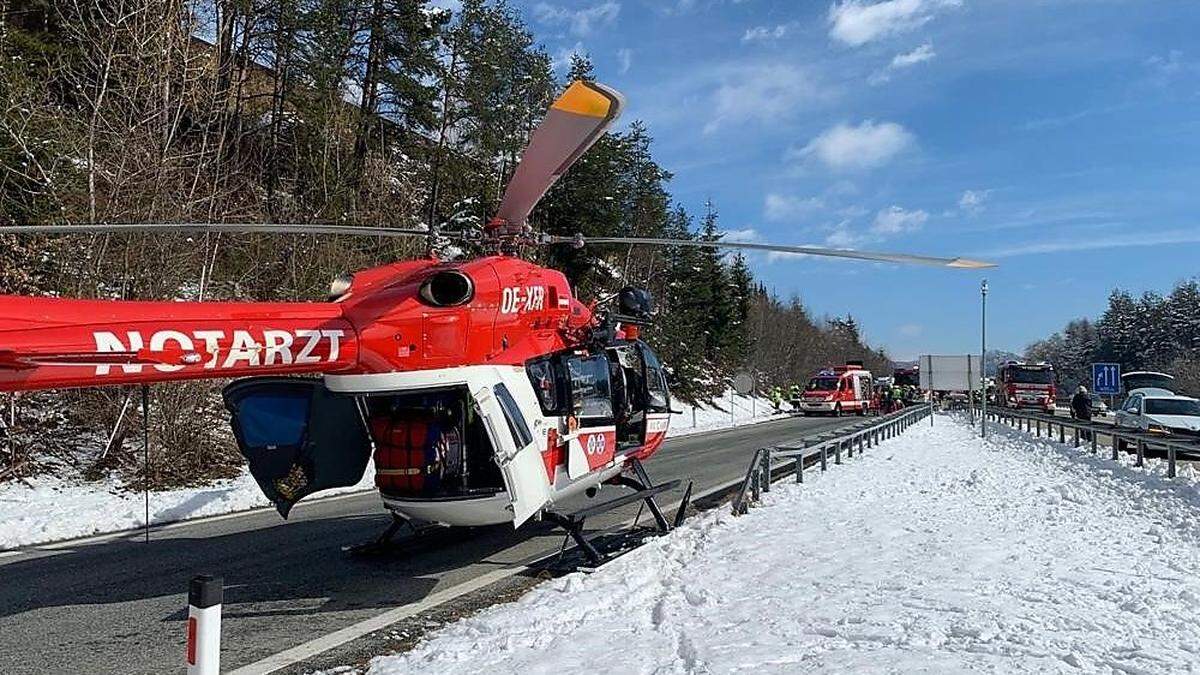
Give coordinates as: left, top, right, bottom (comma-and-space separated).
1071, 385, 1093, 442
1071, 385, 1092, 422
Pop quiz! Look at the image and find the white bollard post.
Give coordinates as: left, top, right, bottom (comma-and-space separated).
187, 575, 223, 675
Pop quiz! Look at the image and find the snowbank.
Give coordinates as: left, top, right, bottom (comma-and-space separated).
362, 417, 1200, 674
669, 390, 783, 436
0, 463, 376, 549
0, 390, 780, 549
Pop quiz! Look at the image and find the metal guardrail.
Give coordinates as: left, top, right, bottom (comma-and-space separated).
979, 405, 1199, 479
731, 404, 933, 515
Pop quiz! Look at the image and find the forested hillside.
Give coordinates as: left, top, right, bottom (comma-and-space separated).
0, 0, 891, 486
1025, 280, 1200, 395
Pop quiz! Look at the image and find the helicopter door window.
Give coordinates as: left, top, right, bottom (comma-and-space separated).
567, 355, 614, 425
494, 383, 534, 450
525, 357, 565, 415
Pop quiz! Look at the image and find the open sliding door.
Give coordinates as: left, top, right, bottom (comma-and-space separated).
472, 384, 551, 526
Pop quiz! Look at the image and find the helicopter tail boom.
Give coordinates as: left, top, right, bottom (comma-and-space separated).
0, 295, 358, 392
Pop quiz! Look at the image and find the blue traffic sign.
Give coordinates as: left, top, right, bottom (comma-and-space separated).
1092, 363, 1121, 395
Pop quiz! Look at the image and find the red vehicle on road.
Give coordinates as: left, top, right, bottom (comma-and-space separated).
995, 361, 1056, 413
796, 363, 875, 416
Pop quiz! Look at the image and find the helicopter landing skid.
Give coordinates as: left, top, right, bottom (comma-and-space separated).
341, 513, 435, 557
544, 459, 688, 567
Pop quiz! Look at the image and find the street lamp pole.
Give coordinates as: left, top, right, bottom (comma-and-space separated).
981, 279, 988, 439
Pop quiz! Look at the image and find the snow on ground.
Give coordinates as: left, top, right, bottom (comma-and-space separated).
0, 462, 377, 550
669, 390, 784, 436
361, 416, 1200, 675
0, 390, 780, 549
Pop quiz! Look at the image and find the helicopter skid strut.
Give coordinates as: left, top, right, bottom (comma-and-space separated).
341, 513, 436, 557
544, 458, 691, 567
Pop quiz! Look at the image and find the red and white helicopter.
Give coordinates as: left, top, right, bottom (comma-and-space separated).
0, 81, 993, 557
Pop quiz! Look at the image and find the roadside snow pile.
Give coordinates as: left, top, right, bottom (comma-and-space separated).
0, 462, 376, 549
365, 417, 1200, 674
669, 389, 783, 436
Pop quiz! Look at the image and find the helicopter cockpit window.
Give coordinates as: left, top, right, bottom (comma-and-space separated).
567, 355, 614, 423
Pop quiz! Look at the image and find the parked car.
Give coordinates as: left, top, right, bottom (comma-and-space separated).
1089, 394, 1109, 416
1114, 391, 1200, 437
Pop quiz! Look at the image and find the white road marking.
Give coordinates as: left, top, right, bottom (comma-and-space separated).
226, 565, 525, 675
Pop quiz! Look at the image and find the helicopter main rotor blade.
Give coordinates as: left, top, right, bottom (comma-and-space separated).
543, 234, 996, 269
0, 223, 434, 238
491, 81, 624, 231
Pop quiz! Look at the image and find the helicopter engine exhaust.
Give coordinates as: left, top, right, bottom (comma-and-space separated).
419, 270, 475, 307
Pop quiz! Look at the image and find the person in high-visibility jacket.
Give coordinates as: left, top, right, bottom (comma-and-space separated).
770, 386, 784, 411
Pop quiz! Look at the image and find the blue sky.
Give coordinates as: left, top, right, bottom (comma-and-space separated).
484, 0, 1199, 359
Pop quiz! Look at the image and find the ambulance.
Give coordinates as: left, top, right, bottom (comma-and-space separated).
796, 362, 875, 416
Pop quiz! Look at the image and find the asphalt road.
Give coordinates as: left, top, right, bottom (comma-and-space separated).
0, 413, 862, 675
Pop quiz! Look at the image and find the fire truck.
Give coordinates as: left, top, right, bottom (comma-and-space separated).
994, 361, 1057, 413
795, 362, 875, 416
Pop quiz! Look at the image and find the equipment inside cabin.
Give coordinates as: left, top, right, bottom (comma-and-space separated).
364, 389, 503, 499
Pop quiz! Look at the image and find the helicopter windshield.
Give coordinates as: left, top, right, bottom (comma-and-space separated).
567, 354, 614, 421
643, 345, 670, 412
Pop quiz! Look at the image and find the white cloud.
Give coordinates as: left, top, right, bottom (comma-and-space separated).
704, 64, 826, 134
1144, 50, 1200, 86
1020, 104, 1126, 132
616, 47, 632, 74
891, 42, 936, 68
983, 228, 1200, 258
764, 193, 824, 221
898, 323, 923, 337
869, 41, 936, 84
872, 205, 928, 234
824, 220, 863, 248
721, 227, 761, 243
828, 0, 961, 47
533, 2, 621, 37
1145, 50, 1186, 77
742, 23, 791, 43
958, 189, 990, 214
551, 42, 587, 74
790, 120, 915, 171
